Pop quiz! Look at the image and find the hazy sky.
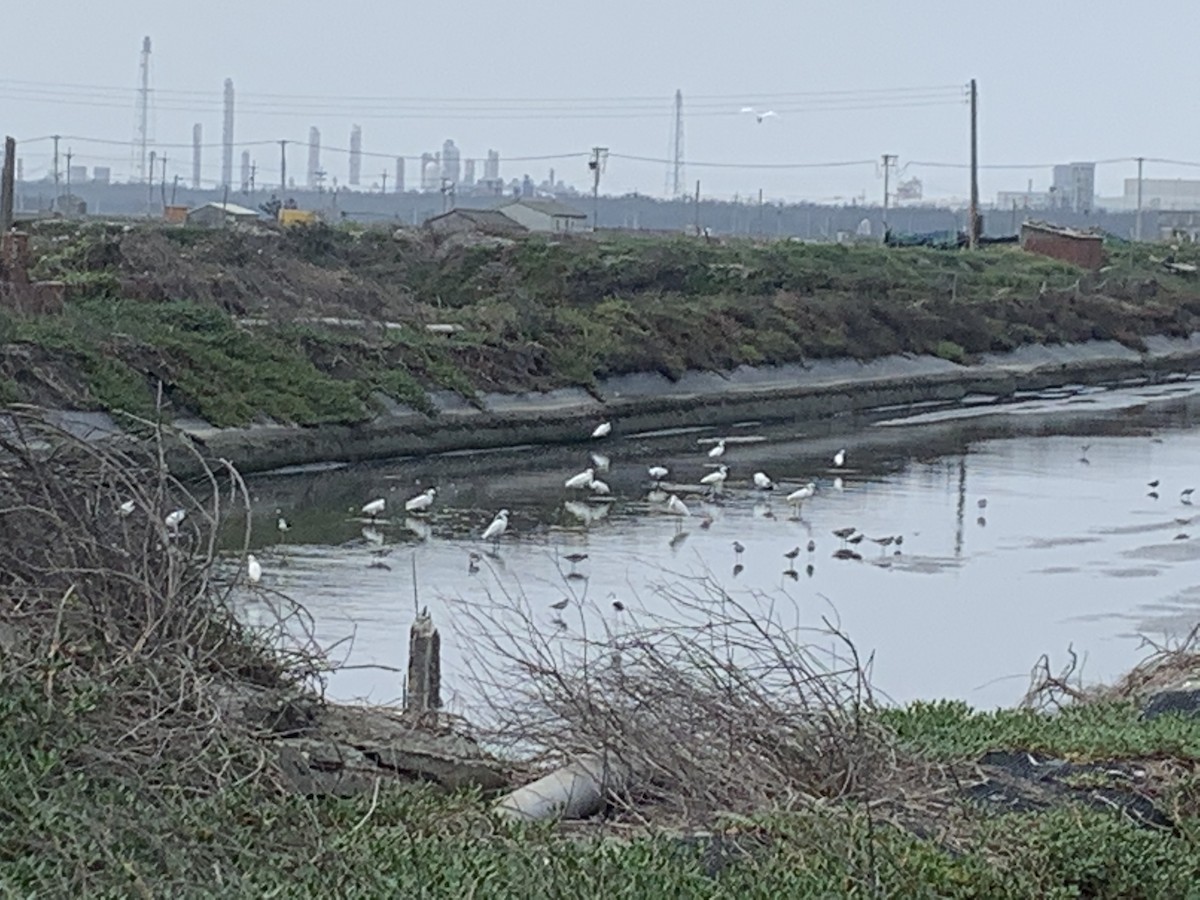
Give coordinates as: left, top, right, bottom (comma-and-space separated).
5, 1, 1199, 203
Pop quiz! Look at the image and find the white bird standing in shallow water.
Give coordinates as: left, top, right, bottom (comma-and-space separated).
648, 465, 669, 482
700, 464, 729, 492
482, 509, 509, 543
666, 494, 691, 517
362, 498, 386, 519
118, 499, 135, 517
753, 471, 775, 490
165, 508, 186, 532
404, 487, 437, 514
708, 439, 726, 459
565, 467, 595, 490
590, 452, 611, 472
592, 421, 612, 439
787, 483, 816, 510
833, 449, 846, 468
588, 478, 611, 496
247, 554, 262, 584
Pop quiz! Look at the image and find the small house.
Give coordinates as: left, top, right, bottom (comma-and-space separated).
1019, 220, 1105, 270
185, 202, 263, 228
498, 198, 588, 234
424, 208, 528, 237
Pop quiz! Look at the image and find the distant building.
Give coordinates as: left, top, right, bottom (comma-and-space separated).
1157, 210, 1200, 242
1122, 178, 1200, 211
424, 208, 528, 237
996, 189, 1056, 211
420, 153, 438, 191
1051, 162, 1095, 213
499, 198, 588, 233
484, 149, 500, 181
441, 139, 461, 185
92, 166, 111, 184
394, 157, 405, 193
185, 201, 262, 228
1019, 220, 1104, 269
67, 166, 88, 185
462, 158, 476, 187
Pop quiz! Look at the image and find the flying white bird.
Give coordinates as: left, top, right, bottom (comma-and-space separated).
362, 498, 386, 518
666, 494, 691, 517
700, 464, 729, 490
787, 483, 816, 508
118, 499, 135, 517
740, 106, 779, 124
592, 421, 612, 439
404, 487, 437, 514
648, 465, 669, 481
753, 471, 775, 490
247, 554, 262, 584
164, 508, 186, 531
565, 468, 595, 490
833, 449, 846, 468
482, 509, 510, 542
708, 439, 727, 459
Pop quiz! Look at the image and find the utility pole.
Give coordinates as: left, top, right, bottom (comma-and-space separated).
136, 36, 152, 183
757, 187, 764, 236
1, 137, 14, 232
968, 78, 979, 249
693, 179, 701, 235
52, 135, 60, 195
147, 150, 156, 216
589, 146, 608, 230
881, 153, 897, 237
159, 155, 168, 209
381, 170, 388, 194
670, 88, 684, 198
249, 163, 256, 195
1135, 156, 1145, 241
64, 147, 73, 212
171, 174, 179, 205
278, 140, 288, 192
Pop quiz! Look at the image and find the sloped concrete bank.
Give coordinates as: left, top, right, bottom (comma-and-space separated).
140, 333, 1200, 476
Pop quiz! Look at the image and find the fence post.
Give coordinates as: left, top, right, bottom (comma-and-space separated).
405, 607, 441, 715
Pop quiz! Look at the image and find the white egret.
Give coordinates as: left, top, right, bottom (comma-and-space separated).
405, 487, 437, 514
590, 452, 611, 472
565, 467, 595, 490
592, 421, 612, 439
708, 439, 726, 459
833, 476, 844, 491
648, 465, 669, 481
165, 508, 186, 531
277, 516, 290, 534
666, 494, 691, 517
753, 471, 775, 490
833, 449, 846, 468
787, 483, 816, 509
700, 464, 729, 491
482, 509, 510, 543
740, 106, 779, 123
588, 478, 611, 496
247, 554, 262, 584
362, 498, 386, 518
118, 499, 135, 517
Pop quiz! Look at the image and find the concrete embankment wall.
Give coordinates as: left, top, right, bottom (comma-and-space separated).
31, 334, 1200, 476
183, 334, 1200, 474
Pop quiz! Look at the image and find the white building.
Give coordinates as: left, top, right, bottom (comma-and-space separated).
498, 198, 588, 233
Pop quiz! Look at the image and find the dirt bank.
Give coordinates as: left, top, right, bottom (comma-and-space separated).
7, 221, 1200, 472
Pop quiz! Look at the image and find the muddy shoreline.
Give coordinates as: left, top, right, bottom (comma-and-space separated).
130, 333, 1199, 475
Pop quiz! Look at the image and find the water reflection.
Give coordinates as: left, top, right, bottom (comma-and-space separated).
233, 377, 1200, 709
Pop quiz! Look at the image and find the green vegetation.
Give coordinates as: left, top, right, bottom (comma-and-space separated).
881, 698, 1200, 762
6, 222, 1200, 427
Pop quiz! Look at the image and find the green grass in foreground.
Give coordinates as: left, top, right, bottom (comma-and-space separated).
881, 698, 1200, 761
5, 681, 1200, 898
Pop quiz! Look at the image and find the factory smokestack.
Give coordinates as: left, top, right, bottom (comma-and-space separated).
221, 78, 234, 190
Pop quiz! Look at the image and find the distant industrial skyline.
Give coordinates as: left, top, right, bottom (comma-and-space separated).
5, 1, 1200, 204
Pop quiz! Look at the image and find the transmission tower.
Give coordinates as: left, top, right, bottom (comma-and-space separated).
670, 89, 684, 198
134, 36, 152, 183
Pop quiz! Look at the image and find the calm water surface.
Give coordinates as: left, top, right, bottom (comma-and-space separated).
235, 376, 1200, 710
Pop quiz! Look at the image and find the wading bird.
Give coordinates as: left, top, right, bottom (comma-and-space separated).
362, 498, 386, 519
648, 465, 669, 482
565, 468, 595, 490
482, 509, 509, 544
833, 449, 846, 468
753, 471, 776, 490
591, 421, 612, 439
708, 439, 726, 459
700, 464, 729, 493
405, 487, 437, 514
787, 482, 816, 511
247, 554, 262, 584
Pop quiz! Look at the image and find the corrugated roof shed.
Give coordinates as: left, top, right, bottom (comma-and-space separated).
503, 198, 587, 218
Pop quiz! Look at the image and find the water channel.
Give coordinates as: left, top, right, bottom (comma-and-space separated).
233, 374, 1200, 711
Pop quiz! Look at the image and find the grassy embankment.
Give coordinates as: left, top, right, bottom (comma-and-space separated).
2, 412, 1200, 896
3, 221, 1200, 429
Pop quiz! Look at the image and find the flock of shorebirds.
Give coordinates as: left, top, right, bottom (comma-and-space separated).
333, 420, 911, 601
